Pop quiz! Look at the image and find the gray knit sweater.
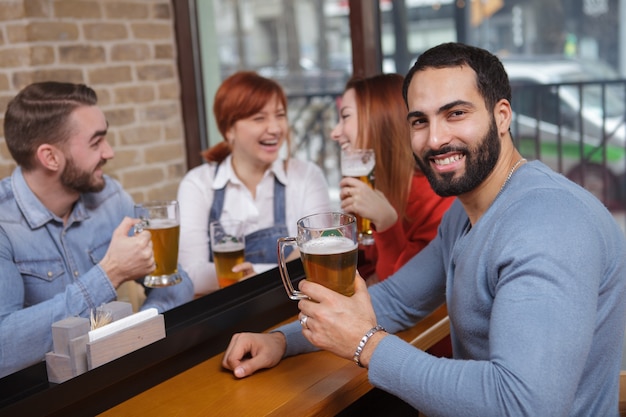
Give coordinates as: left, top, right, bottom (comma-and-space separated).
280, 160, 626, 417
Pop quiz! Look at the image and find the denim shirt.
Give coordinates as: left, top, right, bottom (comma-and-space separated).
0, 168, 193, 377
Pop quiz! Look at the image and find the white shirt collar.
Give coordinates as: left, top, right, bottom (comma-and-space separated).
212, 155, 288, 190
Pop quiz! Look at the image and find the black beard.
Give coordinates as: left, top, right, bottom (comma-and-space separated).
414, 119, 501, 197
60, 157, 107, 193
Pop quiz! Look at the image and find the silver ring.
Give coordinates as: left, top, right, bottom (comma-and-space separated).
300, 314, 309, 329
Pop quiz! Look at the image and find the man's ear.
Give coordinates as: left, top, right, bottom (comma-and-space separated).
494, 98, 512, 135
35, 144, 63, 172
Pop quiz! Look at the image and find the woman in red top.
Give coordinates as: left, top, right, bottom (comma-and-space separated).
331, 74, 455, 284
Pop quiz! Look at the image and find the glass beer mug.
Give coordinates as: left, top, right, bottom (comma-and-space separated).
340, 148, 376, 245
134, 200, 182, 287
210, 219, 246, 288
277, 212, 358, 300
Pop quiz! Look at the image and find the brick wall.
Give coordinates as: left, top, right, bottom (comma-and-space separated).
0, 0, 187, 203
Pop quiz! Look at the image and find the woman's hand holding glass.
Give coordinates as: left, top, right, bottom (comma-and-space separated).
339, 177, 398, 233
231, 262, 257, 280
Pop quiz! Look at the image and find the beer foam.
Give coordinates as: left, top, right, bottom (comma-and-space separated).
342, 166, 373, 177
213, 241, 245, 252
301, 236, 357, 255
146, 219, 178, 229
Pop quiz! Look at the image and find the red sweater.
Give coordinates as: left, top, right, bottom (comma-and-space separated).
358, 172, 455, 280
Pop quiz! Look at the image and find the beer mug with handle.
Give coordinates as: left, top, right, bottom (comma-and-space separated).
134, 200, 182, 287
278, 212, 358, 300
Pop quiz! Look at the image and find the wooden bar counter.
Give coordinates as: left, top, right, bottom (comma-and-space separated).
100, 305, 449, 417
0, 262, 448, 417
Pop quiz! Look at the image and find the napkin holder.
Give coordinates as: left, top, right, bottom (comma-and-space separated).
45, 301, 165, 383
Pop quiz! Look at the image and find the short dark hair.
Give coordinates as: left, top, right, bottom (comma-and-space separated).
4, 81, 98, 170
402, 42, 511, 112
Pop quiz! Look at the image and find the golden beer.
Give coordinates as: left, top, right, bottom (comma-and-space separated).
146, 220, 180, 277
210, 219, 246, 289
342, 149, 376, 245
300, 236, 358, 296
347, 173, 374, 242
134, 201, 182, 287
213, 242, 245, 288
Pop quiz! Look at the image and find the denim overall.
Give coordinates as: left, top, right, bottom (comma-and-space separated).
208, 165, 289, 263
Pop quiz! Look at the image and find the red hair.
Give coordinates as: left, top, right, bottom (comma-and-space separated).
202, 71, 290, 163
345, 74, 415, 219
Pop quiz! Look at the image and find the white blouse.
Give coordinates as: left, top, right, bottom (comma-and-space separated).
177, 155, 332, 295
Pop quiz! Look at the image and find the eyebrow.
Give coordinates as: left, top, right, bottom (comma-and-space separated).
339, 104, 353, 113
406, 100, 474, 121
90, 121, 109, 141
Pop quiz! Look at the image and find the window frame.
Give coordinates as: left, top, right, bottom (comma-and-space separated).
172, 0, 383, 171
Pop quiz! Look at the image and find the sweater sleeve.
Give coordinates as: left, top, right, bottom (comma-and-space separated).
368, 188, 625, 417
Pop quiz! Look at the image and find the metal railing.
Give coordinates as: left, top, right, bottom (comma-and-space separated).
287, 92, 342, 191
510, 79, 626, 210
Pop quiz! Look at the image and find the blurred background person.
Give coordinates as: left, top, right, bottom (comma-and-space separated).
331, 74, 455, 285
178, 71, 332, 296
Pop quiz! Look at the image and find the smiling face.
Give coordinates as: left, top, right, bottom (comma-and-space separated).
331, 88, 359, 150
59, 105, 113, 193
407, 65, 501, 197
226, 93, 287, 169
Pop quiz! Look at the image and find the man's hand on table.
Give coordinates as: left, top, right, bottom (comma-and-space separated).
222, 331, 287, 378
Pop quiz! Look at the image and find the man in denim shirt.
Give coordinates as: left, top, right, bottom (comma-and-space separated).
0, 81, 194, 377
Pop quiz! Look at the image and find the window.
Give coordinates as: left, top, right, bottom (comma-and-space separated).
175, 0, 626, 214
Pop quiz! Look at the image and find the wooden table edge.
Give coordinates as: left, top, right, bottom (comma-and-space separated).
266, 304, 450, 417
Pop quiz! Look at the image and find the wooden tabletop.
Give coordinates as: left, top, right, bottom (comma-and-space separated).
99, 304, 449, 417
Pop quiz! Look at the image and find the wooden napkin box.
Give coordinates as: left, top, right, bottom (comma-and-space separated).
45, 301, 165, 383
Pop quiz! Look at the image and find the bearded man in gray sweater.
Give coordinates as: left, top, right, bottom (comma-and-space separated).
222, 42, 626, 417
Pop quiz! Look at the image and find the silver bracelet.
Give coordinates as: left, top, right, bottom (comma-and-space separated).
353, 324, 385, 368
